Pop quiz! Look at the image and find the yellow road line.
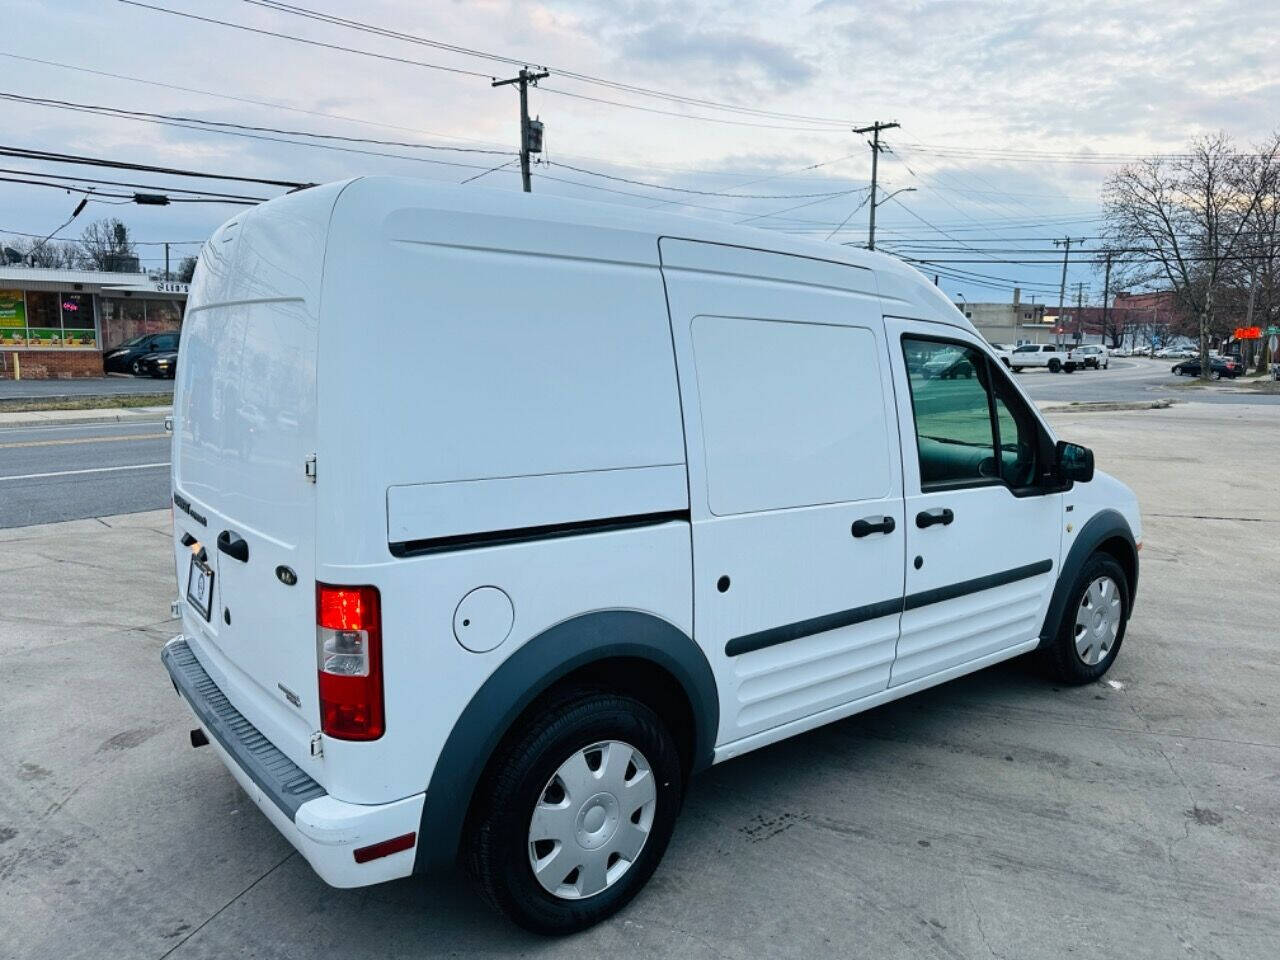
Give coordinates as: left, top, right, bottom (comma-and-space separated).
0, 433, 166, 450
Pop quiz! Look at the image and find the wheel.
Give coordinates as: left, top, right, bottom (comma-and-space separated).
1012, 366, 1023, 373
1063, 362, 1075, 374
1173, 365, 1183, 375
1001, 358, 1011, 368
131, 359, 143, 375
1041, 553, 1128, 684
1048, 359, 1061, 373
1103, 361, 1109, 369
465, 687, 683, 935
1211, 370, 1221, 381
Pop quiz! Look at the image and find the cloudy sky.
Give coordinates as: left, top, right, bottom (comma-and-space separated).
4, 0, 1277, 301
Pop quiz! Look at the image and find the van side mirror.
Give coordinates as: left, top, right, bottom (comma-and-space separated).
1055, 441, 1094, 484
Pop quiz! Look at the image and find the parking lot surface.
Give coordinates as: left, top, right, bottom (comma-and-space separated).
2, 401, 1278, 959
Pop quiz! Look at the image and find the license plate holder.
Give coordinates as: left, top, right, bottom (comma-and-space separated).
186, 554, 215, 622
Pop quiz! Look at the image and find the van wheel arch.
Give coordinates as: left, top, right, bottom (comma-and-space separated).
412, 611, 717, 874
1038, 509, 1138, 650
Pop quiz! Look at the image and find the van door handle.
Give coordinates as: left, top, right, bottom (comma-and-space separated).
915, 508, 955, 529
851, 515, 896, 538
217, 530, 249, 563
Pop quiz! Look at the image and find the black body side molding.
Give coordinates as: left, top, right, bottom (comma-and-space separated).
412, 610, 718, 874
1037, 508, 1138, 646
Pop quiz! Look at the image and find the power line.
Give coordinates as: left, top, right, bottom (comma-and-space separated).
235, 0, 860, 127
544, 160, 863, 199
0, 226, 205, 245
0, 51, 512, 151
117, 2, 853, 133
0, 92, 512, 173
0, 166, 270, 202
0, 144, 305, 189
0, 174, 254, 204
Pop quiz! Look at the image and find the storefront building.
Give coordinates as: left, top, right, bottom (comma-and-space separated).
0, 266, 188, 379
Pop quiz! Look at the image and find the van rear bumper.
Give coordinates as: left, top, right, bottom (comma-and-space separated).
162, 636, 424, 888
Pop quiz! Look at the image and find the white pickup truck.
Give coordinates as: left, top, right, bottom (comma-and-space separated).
1009, 342, 1071, 372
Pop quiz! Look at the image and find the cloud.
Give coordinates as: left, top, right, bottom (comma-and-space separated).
617, 20, 815, 89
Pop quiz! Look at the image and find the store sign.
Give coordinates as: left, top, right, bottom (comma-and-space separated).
152, 280, 189, 294
0, 289, 25, 328
1234, 326, 1262, 339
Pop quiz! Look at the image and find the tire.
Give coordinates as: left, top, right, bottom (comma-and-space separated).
1211, 370, 1221, 381
1012, 366, 1023, 373
1041, 553, 1129, 684
1048, 359, 1061, 373
131, 359, 143, 375
465, 686, 684, 935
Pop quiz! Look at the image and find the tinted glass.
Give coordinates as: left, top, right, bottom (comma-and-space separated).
991, 378, 1038, 487
903, 338, 997, 487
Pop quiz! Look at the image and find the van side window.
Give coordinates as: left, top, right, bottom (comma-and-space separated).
991, 375, 1038, 487
692, 316, 893, 515
902, 339, 997, 487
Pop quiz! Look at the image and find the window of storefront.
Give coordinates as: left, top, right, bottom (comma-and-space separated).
0, 289, 99, 348
100, 297, 183, 349
60, 293, 97, 346
0, 289, 25, 346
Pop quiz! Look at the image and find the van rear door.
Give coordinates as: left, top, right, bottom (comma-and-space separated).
172, 184, 345, 773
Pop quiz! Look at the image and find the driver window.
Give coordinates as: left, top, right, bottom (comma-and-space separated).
991, 378, 1037, 487
902, 338, 997, 488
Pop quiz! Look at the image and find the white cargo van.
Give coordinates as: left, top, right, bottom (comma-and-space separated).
163, 178, 1141, 934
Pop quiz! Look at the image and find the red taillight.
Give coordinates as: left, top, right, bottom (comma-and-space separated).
316, 583, 384, 741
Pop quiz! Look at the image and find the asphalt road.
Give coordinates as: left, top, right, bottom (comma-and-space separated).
0, 419, 170, 528
1016, 355, 1280, 405
0, 376, 174, 400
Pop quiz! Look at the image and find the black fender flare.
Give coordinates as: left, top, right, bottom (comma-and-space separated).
412, 610, 718, 873
1038, 508, 1138, 646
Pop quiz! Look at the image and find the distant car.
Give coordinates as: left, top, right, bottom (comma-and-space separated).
103, 332, 180, 374
1070, 344, 1110, 369
1111, 346, 1131, 357
986, 342, 1013, 367
931, 356, 977, 379
1172, 357, 1242, 380
140, 350, 178, 379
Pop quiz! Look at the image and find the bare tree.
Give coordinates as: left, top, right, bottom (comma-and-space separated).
12, 237, 79, 267
78, 217, 139, 272
1103, 133, 1280, 379
1238, 132, 1280, 372
177, 255, 198, 283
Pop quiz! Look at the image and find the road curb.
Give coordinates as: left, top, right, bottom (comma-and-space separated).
0, 406, 173, 428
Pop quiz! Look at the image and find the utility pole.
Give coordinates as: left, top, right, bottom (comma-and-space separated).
164, 242, 170, 280
1053, 237, 1084, 345
1073, 282, 1086, 344
1101, 251, 1112, 347
852, 121, 899, 250
492, 68, 549, 193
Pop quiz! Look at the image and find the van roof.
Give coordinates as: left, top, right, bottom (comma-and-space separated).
250, 176, 974, 331
328, 174, 904, 269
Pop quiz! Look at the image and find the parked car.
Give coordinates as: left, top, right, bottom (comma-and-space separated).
1172, 356, 1242, 379
103, 332, 180, 374
1009, 342, 1069, 372
139, 349, 179, 379
1069, 344, 1110, 369
162, 179, 1142, 935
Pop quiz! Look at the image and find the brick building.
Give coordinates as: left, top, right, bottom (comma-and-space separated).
0, 266, 187, 379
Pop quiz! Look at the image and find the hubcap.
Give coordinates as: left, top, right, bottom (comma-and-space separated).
528, 740, 657, 900
1074, 575, 1122, 665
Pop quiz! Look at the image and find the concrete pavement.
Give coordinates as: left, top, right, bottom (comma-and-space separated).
1, 402, 1279, 959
